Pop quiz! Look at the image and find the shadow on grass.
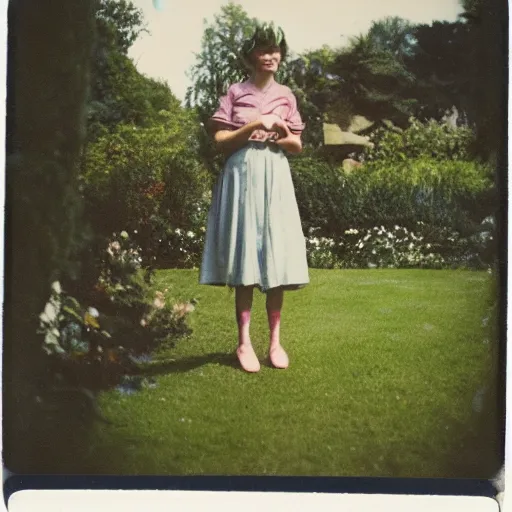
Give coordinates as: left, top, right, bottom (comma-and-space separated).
138, 352, 241, 376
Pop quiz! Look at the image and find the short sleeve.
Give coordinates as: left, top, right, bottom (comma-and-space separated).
209, 86, 238, 130
286, 90, 305, 135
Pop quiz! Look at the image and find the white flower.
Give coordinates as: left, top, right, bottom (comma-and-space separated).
88, 307, 100, 318
51, 281, 62, 294
187, 231, 195, 238
120, 231, 129, 239
357, 242, 364, 249
408, 243, 414, 250
43, 301, 58, 323
394, 225, 400, 231
363, 234, 371, 241
45, 330, 61, 347
153, 297, 165, 309
426, 243, 431, 249
175, 228, 182, 235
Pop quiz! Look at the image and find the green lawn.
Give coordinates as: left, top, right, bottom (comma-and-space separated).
76, 269, 499, 477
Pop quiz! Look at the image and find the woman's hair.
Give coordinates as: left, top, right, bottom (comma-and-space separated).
241, 22, 288, 67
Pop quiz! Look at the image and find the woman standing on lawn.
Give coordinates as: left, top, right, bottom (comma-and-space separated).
199, 23, 309, 373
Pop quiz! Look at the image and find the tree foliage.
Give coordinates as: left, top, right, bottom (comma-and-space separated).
186, 2, 257, 114
88, 0, 180, 140
367, 16, 418, 61
327, 33, 417, 127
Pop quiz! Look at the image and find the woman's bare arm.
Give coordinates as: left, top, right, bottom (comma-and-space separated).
212, 120, 263, 156
272, 121, 302, 154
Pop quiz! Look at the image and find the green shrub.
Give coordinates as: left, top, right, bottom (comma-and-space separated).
81, 110, 211, 267
363, 118, 476, 163
290, 153, 348, 236
292, 152, 494, 239
346, 157, 494, 231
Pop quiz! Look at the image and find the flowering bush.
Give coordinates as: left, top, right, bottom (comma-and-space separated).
340, 224, 447, 269
305, 221, 492, 270
138, 213, 207, 269
140, 289, 195, 348
38, 231, 197, 391
97, 231, 143, 294
91, 231, 196, 354
306, 233, 343, 269
38, 281, 113, 360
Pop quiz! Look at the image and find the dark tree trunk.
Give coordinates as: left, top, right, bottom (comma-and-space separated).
4, 0, 95, 472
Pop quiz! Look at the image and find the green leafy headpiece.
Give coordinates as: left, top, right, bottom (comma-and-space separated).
241, 22, 288, 66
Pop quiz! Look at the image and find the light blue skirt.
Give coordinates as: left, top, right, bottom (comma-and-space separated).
199, 142, 309, 292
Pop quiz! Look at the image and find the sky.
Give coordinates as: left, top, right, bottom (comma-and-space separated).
128, 0, 463, 103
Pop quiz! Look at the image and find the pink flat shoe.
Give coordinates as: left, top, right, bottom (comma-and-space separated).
269, 344, 289, 369
236, 344, 260, 373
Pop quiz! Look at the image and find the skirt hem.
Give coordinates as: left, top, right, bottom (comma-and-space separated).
199, 280, 308, 292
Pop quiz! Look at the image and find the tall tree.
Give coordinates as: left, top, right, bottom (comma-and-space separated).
284, 46, 337, 145
408, 21, 472, 122
457, 0, 507, 163
367, 16, 418, 61
88, 0, 180, 141
186, 2, 257, 115
328, 33, 417, 127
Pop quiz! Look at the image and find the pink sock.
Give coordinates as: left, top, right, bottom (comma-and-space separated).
237, 310, 251, 346
268, 310, 281, 346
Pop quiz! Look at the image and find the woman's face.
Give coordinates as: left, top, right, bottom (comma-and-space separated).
250, 46, 282, 74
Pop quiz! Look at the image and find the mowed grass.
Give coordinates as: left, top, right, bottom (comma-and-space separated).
80, 269, 499, 478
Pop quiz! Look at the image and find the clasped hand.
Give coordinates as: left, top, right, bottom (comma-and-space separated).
259, 114, 291, 142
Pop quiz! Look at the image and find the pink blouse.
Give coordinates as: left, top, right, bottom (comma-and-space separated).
210, 80, 305, 138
